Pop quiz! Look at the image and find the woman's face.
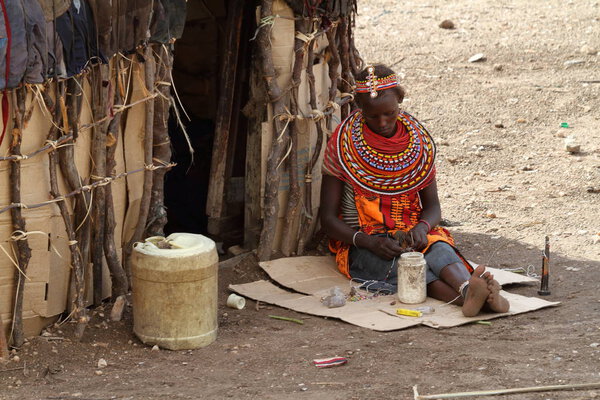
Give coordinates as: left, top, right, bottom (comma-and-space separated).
360, 91, 400, 138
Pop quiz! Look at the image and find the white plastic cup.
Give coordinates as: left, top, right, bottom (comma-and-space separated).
226, 293, 246, 310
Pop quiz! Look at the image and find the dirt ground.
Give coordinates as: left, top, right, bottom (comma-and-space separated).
2, 0, 600, 399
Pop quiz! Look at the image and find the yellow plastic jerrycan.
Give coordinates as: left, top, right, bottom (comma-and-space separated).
132, 233, 218, 350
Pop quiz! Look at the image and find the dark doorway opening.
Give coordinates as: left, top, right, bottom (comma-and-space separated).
164, 0, 254, 250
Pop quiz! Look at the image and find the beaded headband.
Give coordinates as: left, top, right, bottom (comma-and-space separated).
355, 65, 399, 98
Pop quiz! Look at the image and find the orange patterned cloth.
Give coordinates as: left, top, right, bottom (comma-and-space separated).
323, 110, 462, 278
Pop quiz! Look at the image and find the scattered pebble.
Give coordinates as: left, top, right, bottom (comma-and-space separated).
565, 143, 581, 153
485, 212, 497, 218
151, 345, 160, 352
12, 355, 20, 363
439, 19, 455, 29
590, 343, 600, 348
94, 370, 103, 376
468, 53, 486, 63
580, 45, 598, 55
97, 358, 108, 369
110, 295, 127, 322
564, 137, 581, 153
494, 121, 504, 128
516, 118, 527, 123
493, 64, 503, 71
564, 59, 584, 66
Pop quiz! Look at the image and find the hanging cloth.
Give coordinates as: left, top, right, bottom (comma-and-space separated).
55, 0, 104, 77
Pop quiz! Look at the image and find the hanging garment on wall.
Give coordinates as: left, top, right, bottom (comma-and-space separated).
87, 0, 114, 60
150, 0, 186, 44
45, 20, 67, 78
114, 0, 153, 54
54, 0, 104, 76
37, 0, 71, 21
0, 0, 28, 89
23, 0, 48, 84
90, 0, 154, 57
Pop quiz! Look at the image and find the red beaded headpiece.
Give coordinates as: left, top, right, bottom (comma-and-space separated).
355, 65, 399, 98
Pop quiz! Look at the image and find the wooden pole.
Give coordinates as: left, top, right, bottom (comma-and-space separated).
296, 27, 325, 254
279, 19, 308, 257
338, 17, 354, 119
103, 57, 129, 298
243, 61, 267, 249
347, 9, 363, 76
296, 24, 341, 256
123, 46, 156, 280
256, 0, 290, 261
145, 44, 173, 238
325, 25, 341, 130
46, 82, 89, 339
0, 314, 8, 361
414, 382, 600, 399
8, 88, 32, 348
206, 1, 244, 235
60, 77, 92, 320
90, 64, 109, 305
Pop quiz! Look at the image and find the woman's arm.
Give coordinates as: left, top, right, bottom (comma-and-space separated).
409, 178, 442, 250
320, 175, 403, 260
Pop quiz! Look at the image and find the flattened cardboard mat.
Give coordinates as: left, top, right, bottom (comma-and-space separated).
229, 256, 559, 331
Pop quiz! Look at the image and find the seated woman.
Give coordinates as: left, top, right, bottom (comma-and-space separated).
319, 64, 509, 317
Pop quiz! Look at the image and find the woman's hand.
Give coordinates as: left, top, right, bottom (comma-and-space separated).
408, 223, 429, 251
358, 234, 404, 260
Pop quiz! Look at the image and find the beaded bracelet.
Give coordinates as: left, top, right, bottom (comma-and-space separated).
418, 219, 431, 232
352, 231, 364, 247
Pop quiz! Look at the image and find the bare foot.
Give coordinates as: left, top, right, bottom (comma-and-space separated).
462, 265, 491, 317
483, 274, 510, 313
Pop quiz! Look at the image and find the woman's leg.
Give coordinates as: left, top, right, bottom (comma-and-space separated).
424, 243, 492, 316
427, 279, 465, 305
427, 263, 491, 317
348, 244, 398, 293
